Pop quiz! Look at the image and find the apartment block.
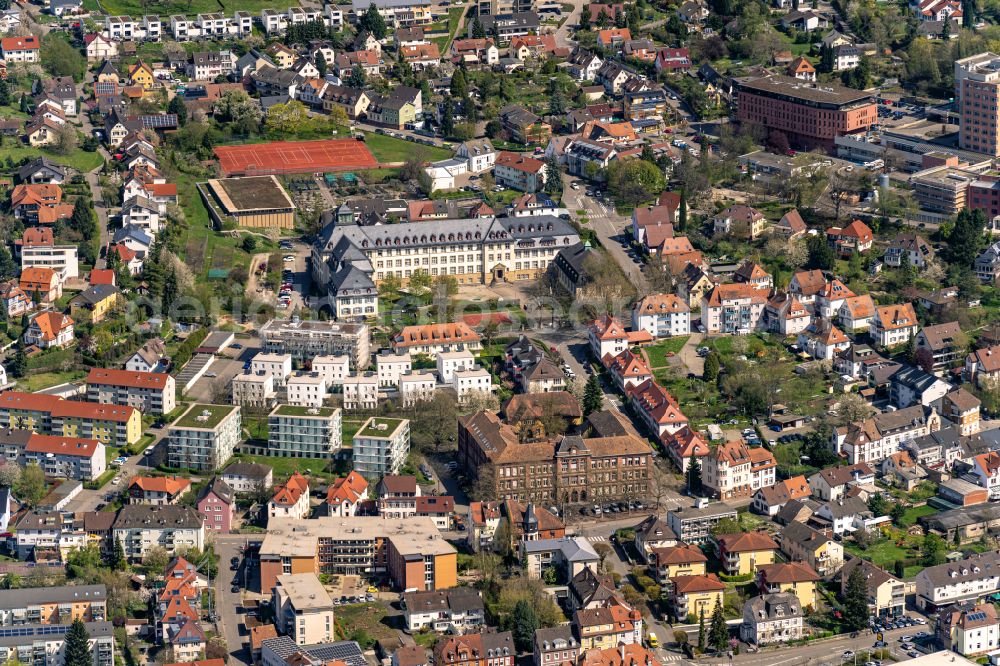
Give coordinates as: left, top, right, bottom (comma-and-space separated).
86, 368, 176, 415
267, 405, 343, 459
0, 392, 141, 448
23, 434, 105, 482
258, 516, 457, 593
956, 53, 1000, 156
272, 573, 336, 646
260, 319, 370, 369
112, 504, 205, 560
286, 373, 327, 408
0, 585, 107, 626
736, 76, 876, 150
342, 374, 379, 410
353, 417, 409, 477
0, 621, 114, 666
167, 404, 241, 471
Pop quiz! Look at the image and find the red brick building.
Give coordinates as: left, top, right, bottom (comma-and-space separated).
736, 76, 877, 150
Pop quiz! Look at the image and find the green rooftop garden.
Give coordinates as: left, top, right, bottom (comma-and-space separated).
173, 404, 237, 430
355, 417, 406, 439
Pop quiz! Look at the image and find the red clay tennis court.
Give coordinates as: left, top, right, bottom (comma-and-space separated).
214, 139, 379, 176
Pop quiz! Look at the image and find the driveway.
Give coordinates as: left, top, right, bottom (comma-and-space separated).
77, 75, 113, 269
554, 0, 585, 47
676, 333, 705, 376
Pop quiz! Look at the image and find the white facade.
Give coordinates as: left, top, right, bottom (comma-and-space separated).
376, 351, 412, 388
399, 371, 437, 407
343, 374, 379, 410
21, 245, 79, 280
436, 350, 476, 384
251, 353, 293, 384
286, 373, 328, 408
312, 355, 350, 386
454, 368, 493, 403
353, 418, 410, 477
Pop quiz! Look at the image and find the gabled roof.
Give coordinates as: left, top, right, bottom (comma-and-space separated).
129, 476, 191, 495
670, 573, 725, 593
715, 531, 778, 553
757, 560, 820, 584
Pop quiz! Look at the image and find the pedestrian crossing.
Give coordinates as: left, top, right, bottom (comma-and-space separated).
659, 656, 686, 663
586, 536, 606, 543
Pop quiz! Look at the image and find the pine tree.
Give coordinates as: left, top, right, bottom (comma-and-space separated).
450, 69, 467, 98
678, 190, 687, 231
315, 51, 327, 79
0, 80, 10, 106
64, 619, 91, 666
686, 455, 701, 494
441, 97, 455, 137
472, 16, 486, 39
703, 352, 720, 382
579, 6, 592, 30
9, 347, 26, 378
18, 93, 27, 114
709, 599, 728, 652
820, 44, 833, 73
963, 0, 976, 27
941, 18, 951, 39
0, 245, 15, 281
544, 154, 562, 194
511, 600, 540, 652
112, 536, 127, 570
842, 567, 869, 630
360, 4, 387, 39
697, 608, 706, 650
167, 94, 187, 126
614, 7, 625, 27
582, 374, 603, 415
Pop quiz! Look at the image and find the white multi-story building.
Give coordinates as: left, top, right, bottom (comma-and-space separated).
312, 355, 350, 386
343, 374, 379, 410
112, 504, 205, 560
436, 350, 476, 384
167, 404, 241, 471
740, 594, 803, 646
260, 5, 343, 34
915, 551, 1000, 611
286, 373, 328, 408
376, 351, 412, 388
454, 367, 493, 403
21, 245, 79, 281
940, 603, 1000, 657
267, 405, 342, 459
252, 353, 293, 384
399, 371, 437, 407
632, 293, 691, 338
273, 574, 337, 646
0, 620, 114, 666
353, 417, 410, 477
834, 405, 939, 466
703, 440, 777, 500
231, 372, 277, 408
23, 434, 106, 482
701, 284, 769, 334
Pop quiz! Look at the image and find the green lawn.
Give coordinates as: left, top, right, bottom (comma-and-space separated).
230, 453, 335, 480
363, 133, 453, 163
0, 145, 104, 173
83, 0, 297, 15
342, 418, 364, 446
843, 539, 910, 568
644, 336, 690, 368
897, 504, 936, 528
17, 369, 87, 392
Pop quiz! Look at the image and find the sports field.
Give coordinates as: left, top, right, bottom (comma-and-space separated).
214, 138, 379, 176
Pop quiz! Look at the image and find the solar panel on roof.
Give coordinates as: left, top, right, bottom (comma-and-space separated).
140, 114, 178, 129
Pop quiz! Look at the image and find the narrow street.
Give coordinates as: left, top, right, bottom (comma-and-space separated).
77, 75, 113, 269
561, 175, 644, 285
213, 534, 261, 666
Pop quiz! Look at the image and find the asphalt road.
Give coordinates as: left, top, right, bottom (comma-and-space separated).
214, 534, 261, 666
561, 176, 644, 286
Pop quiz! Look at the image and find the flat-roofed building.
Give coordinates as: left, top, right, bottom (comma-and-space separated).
735, 76, 877, 150
258, 516, 457, 592
167, 404, 241, 471
267, 404, 342, 458
955, 53, 1000, 156
353, 417, 409, 476
0, 585, 107, 626
0, 620, 114, 666
272, 573, 336, 645
204, 176, 296, 229
260, 319, 370, 369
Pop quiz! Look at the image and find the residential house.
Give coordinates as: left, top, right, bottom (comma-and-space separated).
778, 521, 843, 578
714, 531, 779, 576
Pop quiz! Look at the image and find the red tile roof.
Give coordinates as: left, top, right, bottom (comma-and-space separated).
26, 433, 100, 458
86, 367, 172, 391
